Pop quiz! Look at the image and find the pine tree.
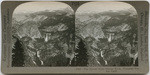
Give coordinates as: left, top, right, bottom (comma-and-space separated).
12, 36, 25, 67
75, 39, 88, 66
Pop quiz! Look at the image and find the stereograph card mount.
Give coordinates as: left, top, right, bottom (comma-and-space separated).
1, 1, 149, 74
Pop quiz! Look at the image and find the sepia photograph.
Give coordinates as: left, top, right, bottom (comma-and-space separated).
12, 2, 75, 67
75, 2, 138, 66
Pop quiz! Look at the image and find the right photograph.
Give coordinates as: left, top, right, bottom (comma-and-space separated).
75, 2, 138, 66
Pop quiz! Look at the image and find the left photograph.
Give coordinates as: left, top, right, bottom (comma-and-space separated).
12, 2, 75, 67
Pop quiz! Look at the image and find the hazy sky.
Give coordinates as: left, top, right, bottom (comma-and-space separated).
76, 2, 137, 14
13, 2, 72, 14
14, 1, 137, 14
